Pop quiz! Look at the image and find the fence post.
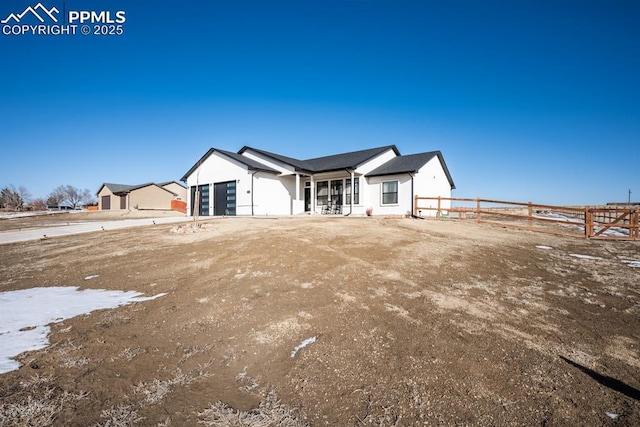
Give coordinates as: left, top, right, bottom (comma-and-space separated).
584, 207, 592, 239
414, 194, 418, 217
476, 198, 481, 223
437, 196, 441, 218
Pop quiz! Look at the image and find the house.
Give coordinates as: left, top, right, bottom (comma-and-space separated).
97, 182, 187, 211
181, 145, 455, 217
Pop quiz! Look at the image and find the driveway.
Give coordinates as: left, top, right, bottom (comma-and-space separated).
0, 216, 193, 244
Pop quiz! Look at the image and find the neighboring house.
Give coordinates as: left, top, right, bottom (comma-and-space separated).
181, 145, 455, 217
97, 182, 187, 211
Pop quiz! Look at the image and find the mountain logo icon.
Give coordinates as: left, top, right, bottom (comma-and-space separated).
1, 3, 59, 24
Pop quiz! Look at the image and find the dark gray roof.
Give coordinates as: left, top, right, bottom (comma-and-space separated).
305, 146, 399, 172
101, 183, 137, 194
238, 145, 399, 173
180, 148, 280, 181
238, 146, 314, 171
366, 151, 456, 189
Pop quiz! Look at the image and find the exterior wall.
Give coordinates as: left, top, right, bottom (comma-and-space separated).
184, 152, 289, 216
241, 149, 297, 174
161, 182, 187, 201
185, 152, 249, 216
129, 185, 174, 210
365, 174, 413, 216
252, 173, 294, 215
97, 187, 125, 210
353, 149, 398, 215
354, 149, 398, 175
412, 157, 453, 216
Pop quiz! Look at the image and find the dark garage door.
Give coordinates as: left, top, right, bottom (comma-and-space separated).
101, 195, 111, 210
214, 181, 236, 216
190, 184, 210, 216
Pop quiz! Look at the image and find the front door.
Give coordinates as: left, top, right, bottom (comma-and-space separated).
214, 181, 236, 216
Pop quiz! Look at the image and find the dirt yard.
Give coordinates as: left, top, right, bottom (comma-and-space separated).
1, 212, 639, 426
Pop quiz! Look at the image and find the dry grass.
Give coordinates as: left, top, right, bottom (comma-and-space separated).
0, 374, 88, 427
134, 364, 212, 406
94, 404, 145, 427
198, 389, 308, 427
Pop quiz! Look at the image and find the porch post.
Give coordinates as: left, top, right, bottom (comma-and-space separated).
350, 170, 355, 214
295, 173, 300, 201
310, 176, 316, 214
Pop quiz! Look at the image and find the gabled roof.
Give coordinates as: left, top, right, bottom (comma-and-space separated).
238, 145, 399, 173
366, 151, 456, 189
238, 146, 314, 172
158, 181, 186, 189
98, 182, 179, 196
180, 148, 280, 181
98, 183, 138, 195
305, 145, 399, 172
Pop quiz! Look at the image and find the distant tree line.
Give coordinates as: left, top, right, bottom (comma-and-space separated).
0, 184, 96, 211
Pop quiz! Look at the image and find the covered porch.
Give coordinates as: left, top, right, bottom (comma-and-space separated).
296, 171, 362, 215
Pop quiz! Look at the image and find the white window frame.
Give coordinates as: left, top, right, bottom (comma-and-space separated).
381, 180, 399, 205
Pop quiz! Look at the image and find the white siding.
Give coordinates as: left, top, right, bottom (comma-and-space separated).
241, 149, 296, 175
413, 157, 453, 216
366, 174, 413, 216
353, 148, 398, 213
185, 152, 249, 216
184, 151, 291, 216
252, 173, 293, 215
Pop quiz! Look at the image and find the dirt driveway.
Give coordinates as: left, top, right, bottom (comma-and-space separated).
1, 214, 639, 426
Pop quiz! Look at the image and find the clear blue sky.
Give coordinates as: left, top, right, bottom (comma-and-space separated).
1, 0, 638, 205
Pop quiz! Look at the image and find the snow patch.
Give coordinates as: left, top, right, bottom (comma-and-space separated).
569, 253, 602, 260
290, 336, 317, 358
0, 286, 165, 374
536, 245, 553, 250
621, 260, 640, 268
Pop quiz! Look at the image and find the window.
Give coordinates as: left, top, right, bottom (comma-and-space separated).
316, 181, 328, 206
346, 178, 359, 204
382, 181, 398, 205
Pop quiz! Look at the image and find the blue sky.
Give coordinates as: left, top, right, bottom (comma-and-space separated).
1, 0, 638, 205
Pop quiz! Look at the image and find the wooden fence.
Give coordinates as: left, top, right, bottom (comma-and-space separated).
171, 200, 187, 214
414, 196, 639, 241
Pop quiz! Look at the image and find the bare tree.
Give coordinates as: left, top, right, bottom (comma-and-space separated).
49, 185, 94, 209
47, 188, 66, 207
0, 185, 30, 211
80, 188, 96, 206
30, 198, 48, 211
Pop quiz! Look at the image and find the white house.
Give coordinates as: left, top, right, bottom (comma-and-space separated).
180, 145, 455, 217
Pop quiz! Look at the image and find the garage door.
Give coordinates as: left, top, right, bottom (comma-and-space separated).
214, 181, 236, 216
190, 184, 210, 216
